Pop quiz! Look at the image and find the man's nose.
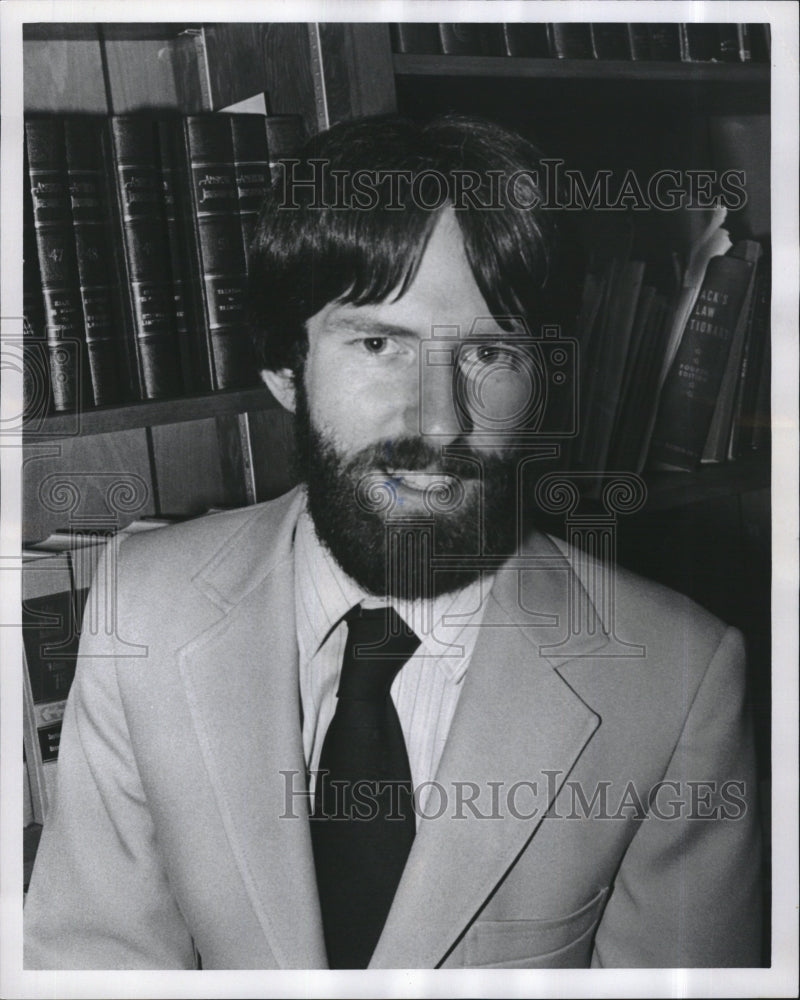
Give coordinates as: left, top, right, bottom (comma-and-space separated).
413, 356, 463, 443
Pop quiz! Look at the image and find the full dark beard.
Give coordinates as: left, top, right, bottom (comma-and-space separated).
294, 385, 520, 599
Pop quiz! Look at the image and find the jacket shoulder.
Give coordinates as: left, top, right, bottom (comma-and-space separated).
546, 531, 733, 657
117, 489, 301, 577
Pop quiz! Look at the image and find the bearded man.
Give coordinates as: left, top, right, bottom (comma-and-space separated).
24, 115, 762, 970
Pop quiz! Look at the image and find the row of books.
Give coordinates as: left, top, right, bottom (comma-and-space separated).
391, 22, 770, 63
23, 109, 304, 417
569, 216, 770, 474
22, 515, 181, 826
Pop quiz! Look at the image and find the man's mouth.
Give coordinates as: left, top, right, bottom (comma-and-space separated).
383, 471, 461, 492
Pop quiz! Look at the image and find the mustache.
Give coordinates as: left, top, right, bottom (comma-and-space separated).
344, 436, 504, 480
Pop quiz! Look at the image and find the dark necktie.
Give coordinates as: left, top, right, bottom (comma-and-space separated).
311, 604, 420, 969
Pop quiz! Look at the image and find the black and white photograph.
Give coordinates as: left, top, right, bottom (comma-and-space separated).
1, 1, 797, 997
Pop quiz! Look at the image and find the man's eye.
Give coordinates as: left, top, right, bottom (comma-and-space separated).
360, 336, 400, 355
364, 337, 387, 353
460, 342, 526, 370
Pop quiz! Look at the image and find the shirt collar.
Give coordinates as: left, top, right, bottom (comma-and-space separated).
294, 504, 491, 683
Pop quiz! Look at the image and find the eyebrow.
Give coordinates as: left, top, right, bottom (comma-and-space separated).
326, 317, 421, 339
327, 314, 526, 340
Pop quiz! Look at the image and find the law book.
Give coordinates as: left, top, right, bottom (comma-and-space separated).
156, 117, 211, 394
437, 24, 484, 56
701, 241, 761, 463
547, 24, 594, 59
614, 282, 657, 427
628, 23, 682, 61
729, 258, 771, 456
680, 23, 748, 62
230, 114, 272, 272
24, 117, 88, 412
610, 291, 673, 472
749, 323, 771, 452
64, 117, 132, 407
180, 113, 258, 390
589, 24, 631, 60
679, 23, 718, 61
22, 552, 84, 823
572, 255, 624, 470
582, 258, 646, 471
647, 244, 758, 471
23, 142, 53, 421
105, 115, 184, 400
263, 115, 305, 184
726, 256, 766, 459
748, 23, 770, 62
474, 24, 507, 56
390, 23, 441, 55
500, 23, 551, 57
737, 24, 752, 62
716, 24, 750, 63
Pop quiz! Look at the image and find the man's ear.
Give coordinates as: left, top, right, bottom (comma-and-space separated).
260, 368, 296, 413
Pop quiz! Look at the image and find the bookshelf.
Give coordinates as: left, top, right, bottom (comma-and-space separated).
394, 54, 770, 85
20, 21, 771, 520
24, 386, 279, 439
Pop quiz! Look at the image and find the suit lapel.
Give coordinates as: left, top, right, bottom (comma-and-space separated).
173, 498, 610, 970
370, 532, 609, 969
177, 491, 327, 968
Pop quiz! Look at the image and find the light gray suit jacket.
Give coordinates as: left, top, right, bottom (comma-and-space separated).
24, 488, 762, 969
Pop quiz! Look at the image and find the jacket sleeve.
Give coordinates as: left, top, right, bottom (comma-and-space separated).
24, 537, 196, 970
591, 626, 764, 967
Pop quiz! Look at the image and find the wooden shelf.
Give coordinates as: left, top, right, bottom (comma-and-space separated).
23, 386, 280, 440
393, 54, 770, 86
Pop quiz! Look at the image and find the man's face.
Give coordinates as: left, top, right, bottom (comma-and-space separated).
295, 209, 534, 598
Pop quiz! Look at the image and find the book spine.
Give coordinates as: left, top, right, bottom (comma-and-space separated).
727, 260, 765, 458
24, 117, 87, 413
263, 115, 305, 184
735, 261, 771, 454
717, 24, 743, 63
183, 114, 256, 391
500, 23, 552, 58
627, 23, 681, 62
390, 23, 441, 55
647, 253, 756, 470
737, 24, 752, 63
749, 23, 770, 63
589, 24, 631, 60
626, 24, 650, 60
680, 23, 722, 62
229, 114, 271, 273
476, 24, 506, 57
548, 24, 594, 59
106, 116, 184, 400
700, 242, 761, 463
646, 24, 682, 60
156, 118, 211, 395
21, 553, 83, 822
23, 143, 53, 420
64, 117, 131, 407
437, 23, 484, 56
749, 327, 770, 451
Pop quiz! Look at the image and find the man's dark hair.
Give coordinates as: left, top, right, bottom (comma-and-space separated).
248, 113, 578, 374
